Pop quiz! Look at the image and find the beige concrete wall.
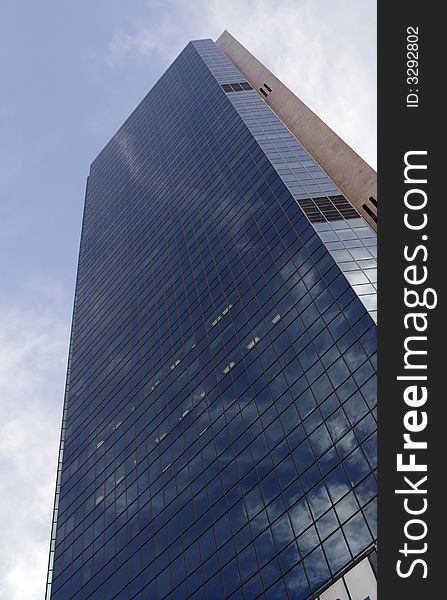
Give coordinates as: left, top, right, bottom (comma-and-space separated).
216, 30, 377, 231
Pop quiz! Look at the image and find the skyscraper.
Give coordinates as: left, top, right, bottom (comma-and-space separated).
46, 34, 377, 600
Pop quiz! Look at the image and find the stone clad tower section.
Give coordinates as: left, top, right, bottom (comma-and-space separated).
216, 30, 378, 231
46, 37, 377, 600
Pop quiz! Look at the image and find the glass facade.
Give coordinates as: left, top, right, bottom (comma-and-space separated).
46, 39, 376, 600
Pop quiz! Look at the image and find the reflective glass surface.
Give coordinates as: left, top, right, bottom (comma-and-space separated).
47, 39, 377, 600
221, 74, 377, 323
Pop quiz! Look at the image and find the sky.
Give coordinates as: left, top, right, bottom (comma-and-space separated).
0, 1, 376, 598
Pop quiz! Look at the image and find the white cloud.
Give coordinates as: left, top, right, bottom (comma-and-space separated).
0, 281, 70, 600
108, 0, 376, 168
